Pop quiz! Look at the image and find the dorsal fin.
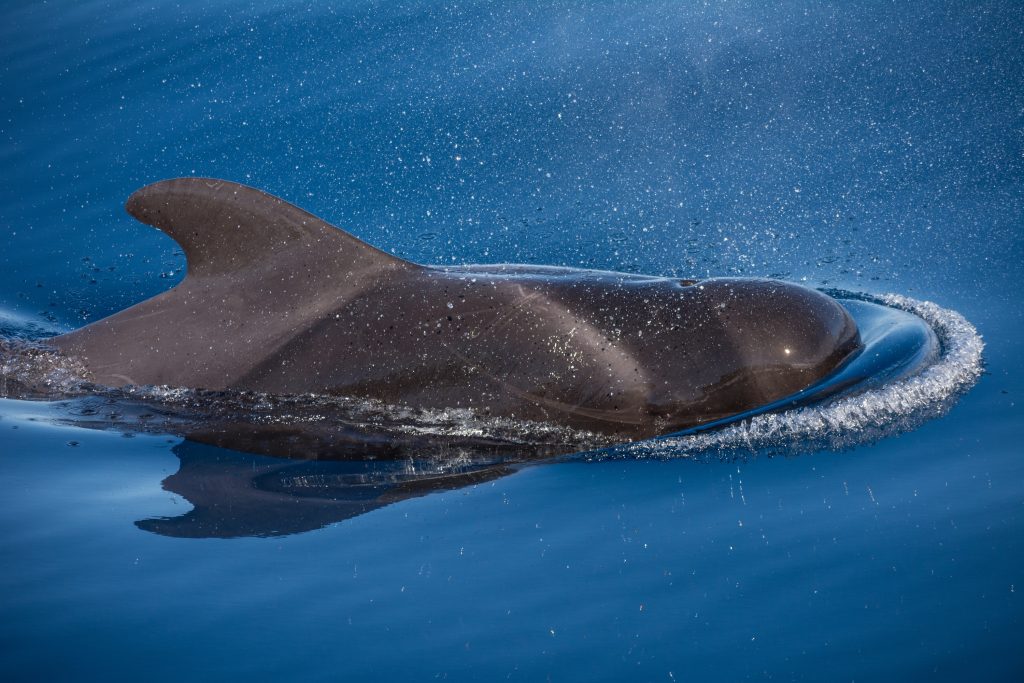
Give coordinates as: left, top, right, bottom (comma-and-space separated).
125, 178, 416, 278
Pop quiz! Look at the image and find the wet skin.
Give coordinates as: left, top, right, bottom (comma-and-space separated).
52, 178, 861, 439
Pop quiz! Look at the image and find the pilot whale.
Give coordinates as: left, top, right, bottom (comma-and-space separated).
51, 178, 861, 440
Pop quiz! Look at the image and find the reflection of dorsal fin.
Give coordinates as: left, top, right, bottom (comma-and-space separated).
125, 177, 416, 278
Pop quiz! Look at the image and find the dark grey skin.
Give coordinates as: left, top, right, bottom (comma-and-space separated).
52, 178, 861, 440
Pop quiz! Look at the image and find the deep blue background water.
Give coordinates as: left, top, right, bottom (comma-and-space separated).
1, 1, 1022, 680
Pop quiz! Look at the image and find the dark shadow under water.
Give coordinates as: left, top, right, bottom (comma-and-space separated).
137, 441, 516, 538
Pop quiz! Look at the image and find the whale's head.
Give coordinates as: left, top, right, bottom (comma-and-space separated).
639, 278, 862, 433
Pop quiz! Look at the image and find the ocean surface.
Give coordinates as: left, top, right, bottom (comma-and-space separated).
1, 1, 1022, 680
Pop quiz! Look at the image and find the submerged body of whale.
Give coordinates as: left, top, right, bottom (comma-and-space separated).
52, 178, 861, 440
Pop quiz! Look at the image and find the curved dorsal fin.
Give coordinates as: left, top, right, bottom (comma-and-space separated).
125, 178, 415, 278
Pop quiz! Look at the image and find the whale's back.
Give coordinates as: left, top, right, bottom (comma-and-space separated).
51, 179, 860, 438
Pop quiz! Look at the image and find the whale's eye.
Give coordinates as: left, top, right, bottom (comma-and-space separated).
678, 279, 698, 287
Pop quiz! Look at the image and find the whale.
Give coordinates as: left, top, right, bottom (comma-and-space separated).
51, 178, 862, 440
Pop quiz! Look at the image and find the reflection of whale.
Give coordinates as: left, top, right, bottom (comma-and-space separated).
51, 178, 861, 440
137, 441, 516, 538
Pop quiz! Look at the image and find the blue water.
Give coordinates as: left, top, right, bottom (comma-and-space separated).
1, 1, 1022, 680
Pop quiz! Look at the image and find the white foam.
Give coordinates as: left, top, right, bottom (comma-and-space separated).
613, 294, 984, 458
0, 338, 94, 397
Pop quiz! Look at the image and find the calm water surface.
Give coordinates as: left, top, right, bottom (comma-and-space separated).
1, 1, 1022, 680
